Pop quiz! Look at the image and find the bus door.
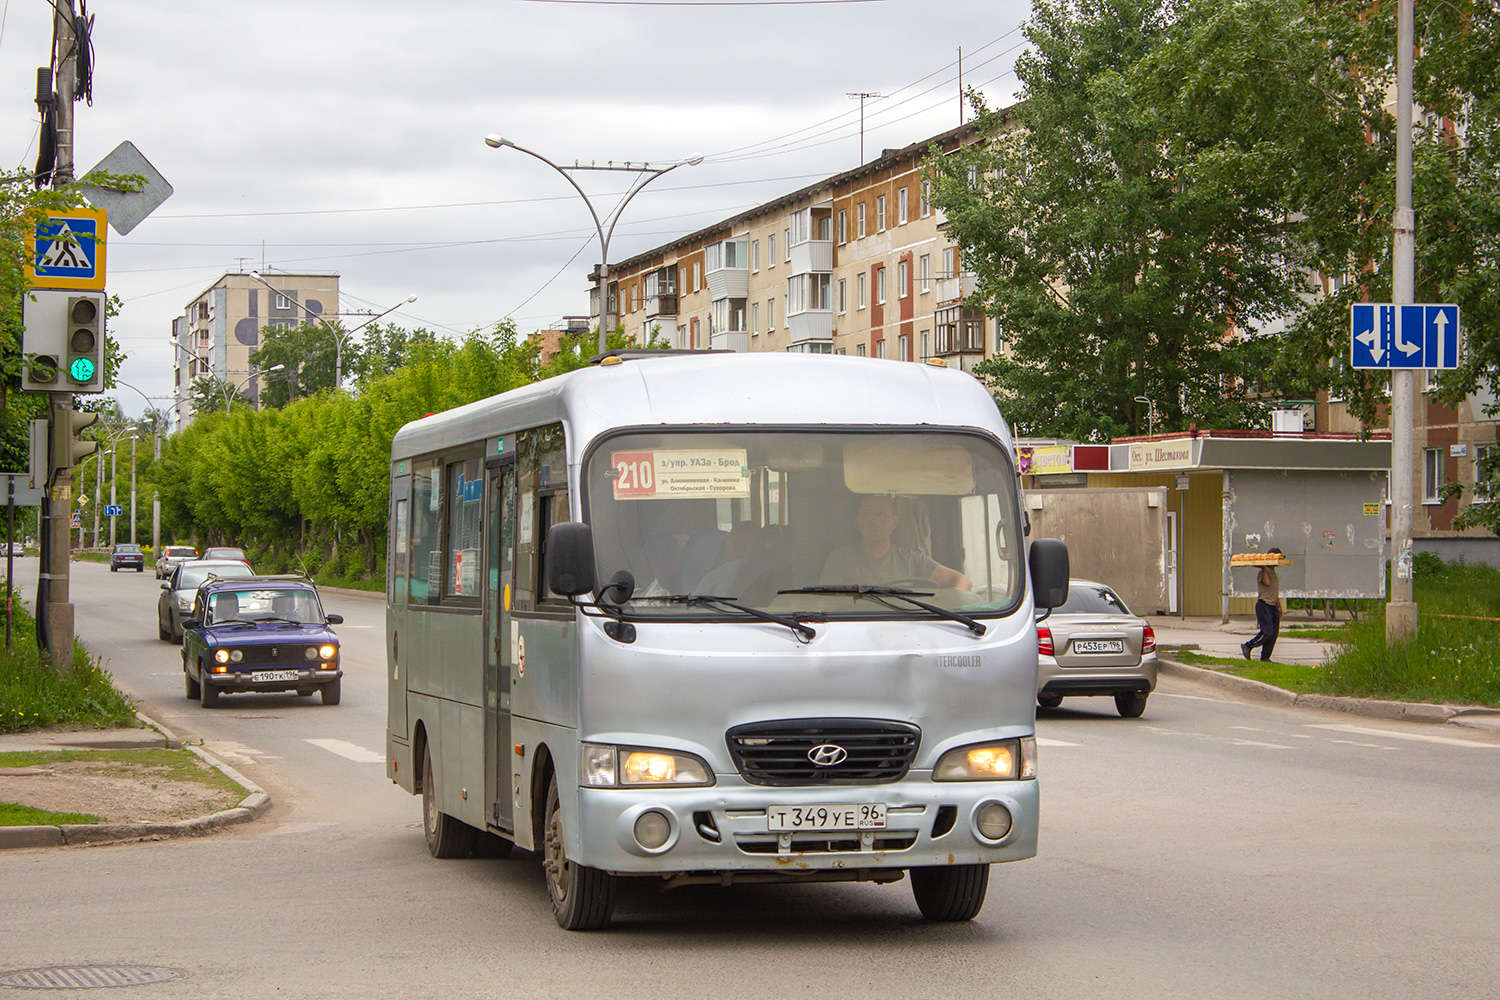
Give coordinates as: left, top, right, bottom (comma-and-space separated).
484, 457, 516, 830
388, 472, 411, 739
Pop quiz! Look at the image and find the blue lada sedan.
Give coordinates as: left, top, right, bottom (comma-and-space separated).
181, 575, 345, 708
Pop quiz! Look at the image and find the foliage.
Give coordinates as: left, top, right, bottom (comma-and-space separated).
187, 375, 252, 416
0, 596, 137, 733
0, 803, 101, 826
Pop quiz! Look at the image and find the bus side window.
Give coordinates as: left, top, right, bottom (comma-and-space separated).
410, 460, 442, 606
536, 490, 571, 601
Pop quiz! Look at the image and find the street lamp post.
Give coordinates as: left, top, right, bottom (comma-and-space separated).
1133, 395, 1157, 437
130, 436, 137, 545
484, 136, 703, 356
247, 272, 416, 389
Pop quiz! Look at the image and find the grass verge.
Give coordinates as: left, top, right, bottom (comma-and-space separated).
0, 802, 100, 826
0, 598, 138, 734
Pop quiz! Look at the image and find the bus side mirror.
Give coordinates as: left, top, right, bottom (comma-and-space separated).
547, 522, 597, 597
1028, 538, 1069, 610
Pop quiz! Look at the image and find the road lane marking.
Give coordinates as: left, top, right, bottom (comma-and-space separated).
1036, 737, 1080, 747
1307, 723, 1500, 748
204, 741, 276, 765
1144, 725, 1293, 749
306, 738, 384, 763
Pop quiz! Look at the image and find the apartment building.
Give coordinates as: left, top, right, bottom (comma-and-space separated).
171, 271, 340, 429
601, 123, 997, 371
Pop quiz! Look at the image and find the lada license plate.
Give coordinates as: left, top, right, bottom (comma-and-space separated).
251, 669, 300, 683
767, 803, 886, 832
1072, 639, 1124, 653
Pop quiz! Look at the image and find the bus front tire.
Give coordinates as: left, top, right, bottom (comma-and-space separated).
422, 742, 475, 859
543, 776, 615, 930
910, 863, 990, 922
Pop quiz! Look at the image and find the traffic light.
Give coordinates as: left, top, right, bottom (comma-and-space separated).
50, 406, 98, 475
64, 293, 105, 393
21, 291, 63, 392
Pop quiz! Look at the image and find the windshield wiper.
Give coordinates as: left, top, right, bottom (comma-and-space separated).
208, 618, 258, 629
777, 585, 986, 637
256, 616, 307, 627
635, 593, 816, 642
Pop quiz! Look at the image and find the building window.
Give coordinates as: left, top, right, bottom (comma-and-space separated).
857, 203, 867, 239
920, 330, 930, 360
768, 234, 776, 268
857, 273, 867, 310
693, 262, 701, 292
838, 209, 847, 245
857, 343, 867, 357
1474, 444, 1494, 502
768, 298, 776, 332
876, 339, 886, 359
876, 195, 886, 232
752, 240, 760, 272
752, 302, 760, 335
898, 260, 910, 299
274, 293, 291, 310
920, 254, 931, 292
898, 187, 908, 225
898, 333, 909, 360
838, 279, 847, 315
943, 247, 957, 278
876, 267, 886, 305
784, 229, 791, 262
920, 179, 932, 218
1424, 448, 1444, 503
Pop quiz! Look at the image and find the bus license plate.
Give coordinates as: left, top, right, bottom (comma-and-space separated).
766, 803, 886, 832
252, 669, 300, 683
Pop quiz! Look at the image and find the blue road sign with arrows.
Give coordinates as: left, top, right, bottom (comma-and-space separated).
103, 504, 123, 516
1351, 303, 1461, 369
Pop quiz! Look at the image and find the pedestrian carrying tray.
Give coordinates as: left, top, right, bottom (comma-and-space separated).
1230, 554, 1295, 566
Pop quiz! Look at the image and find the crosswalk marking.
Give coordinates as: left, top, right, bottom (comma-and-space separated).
306, 738, 384, 763
1307, 723, 1500, 749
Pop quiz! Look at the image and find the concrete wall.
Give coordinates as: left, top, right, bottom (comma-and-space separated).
1023, 487, 1169, 615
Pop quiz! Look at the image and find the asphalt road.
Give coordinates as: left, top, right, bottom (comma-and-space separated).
2, 559, 1498, 999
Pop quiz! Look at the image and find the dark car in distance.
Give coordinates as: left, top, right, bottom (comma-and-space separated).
182, 575, 344, 708
109, 543, 145, 572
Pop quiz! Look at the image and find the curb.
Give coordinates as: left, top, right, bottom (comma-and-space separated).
0, 711, 271, 851
1159, 659, 1487, 726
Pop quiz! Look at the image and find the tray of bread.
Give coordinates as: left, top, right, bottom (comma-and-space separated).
1230, 553, 1294, 567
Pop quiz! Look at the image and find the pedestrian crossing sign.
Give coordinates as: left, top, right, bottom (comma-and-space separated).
25, 206, 108, 290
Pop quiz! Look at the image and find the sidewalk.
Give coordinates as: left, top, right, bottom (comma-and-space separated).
0, 712, 269, 850
1148, 614, 1500, 736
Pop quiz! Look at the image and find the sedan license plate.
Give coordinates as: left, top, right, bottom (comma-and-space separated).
766, 803, 886, 832
251, 669, 300, 683
1072, 639, 1125, 654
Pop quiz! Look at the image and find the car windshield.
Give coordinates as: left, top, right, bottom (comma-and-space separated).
207, 587, 323, 625
177, 563, 255, 590
1057, 583, 1133, 616
585, 429, 1024, 617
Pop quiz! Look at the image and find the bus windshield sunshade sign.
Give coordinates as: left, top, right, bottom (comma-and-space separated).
611, 450, 750, 499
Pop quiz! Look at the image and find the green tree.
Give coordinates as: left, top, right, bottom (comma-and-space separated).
250, 322, 338, 407
187, 376, 251, 416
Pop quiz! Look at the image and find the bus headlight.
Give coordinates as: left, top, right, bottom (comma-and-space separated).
934, 738, 1037, 781
580, 743, 713, 787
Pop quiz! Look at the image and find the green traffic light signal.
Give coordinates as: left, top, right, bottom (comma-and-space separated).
70, 357, 96, 382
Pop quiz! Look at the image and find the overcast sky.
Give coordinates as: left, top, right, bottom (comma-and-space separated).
2, 0, 1030, 417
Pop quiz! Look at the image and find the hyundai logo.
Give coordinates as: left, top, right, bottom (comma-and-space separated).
808, 744, 848, 767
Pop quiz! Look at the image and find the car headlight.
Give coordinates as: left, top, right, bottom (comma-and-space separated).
214, 649, 230, 664
177, 598, 192, 611
229, 649, 243, 663
304, 646, 319, 660
319, 644, 337, 661
580, 743, 713, 787
934, 737, 1037, 781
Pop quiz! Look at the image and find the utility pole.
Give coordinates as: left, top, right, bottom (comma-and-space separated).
958, 48, 964, 126
1387, 0, 1418, 642
129, 436, 136, 545
847, 92, 883, 164
44, 1, 78, 669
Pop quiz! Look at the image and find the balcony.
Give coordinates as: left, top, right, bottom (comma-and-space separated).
646, 293, 678, 318
705, 238, 749, 300
788, 239, 833, 275
787, 309, 834, 345
935, 272, 977, 305
709, 330, 749, 353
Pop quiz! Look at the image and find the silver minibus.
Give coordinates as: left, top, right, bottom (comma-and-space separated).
386, 351, 1067, 929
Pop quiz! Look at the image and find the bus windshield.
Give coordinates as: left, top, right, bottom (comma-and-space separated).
585, 429, 1024, 617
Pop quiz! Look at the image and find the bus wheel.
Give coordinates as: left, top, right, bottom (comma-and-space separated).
422, 742, 475, 859
910, 863, 990, 922
542, 776, 615, 930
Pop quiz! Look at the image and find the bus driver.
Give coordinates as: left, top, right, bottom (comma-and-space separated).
820, 494, 972, 590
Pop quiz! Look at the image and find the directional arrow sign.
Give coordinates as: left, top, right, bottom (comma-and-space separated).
1351, 304, 1461, 369
104, 504, 123, 516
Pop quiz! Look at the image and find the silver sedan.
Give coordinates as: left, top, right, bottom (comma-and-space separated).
157, 559, 256, 643
1035, 579, 1158, 717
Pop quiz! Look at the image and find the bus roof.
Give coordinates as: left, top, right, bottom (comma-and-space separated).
390, 353, 1010, 463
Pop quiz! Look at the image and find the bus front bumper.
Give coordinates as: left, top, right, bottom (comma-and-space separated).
575, 775, 1038, 876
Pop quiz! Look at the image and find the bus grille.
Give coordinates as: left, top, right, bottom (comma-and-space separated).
726, 719, 920, 786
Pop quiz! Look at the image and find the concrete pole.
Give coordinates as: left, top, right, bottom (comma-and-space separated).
597, 264, 610, 357
1387, 0, 1418, 643
130, 438, 137, 545
109, 447, 117, 548
92, 451, 101, 547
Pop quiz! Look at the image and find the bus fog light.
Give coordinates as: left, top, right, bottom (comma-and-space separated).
633, 810, 671, 850
975, 802, 1012, 841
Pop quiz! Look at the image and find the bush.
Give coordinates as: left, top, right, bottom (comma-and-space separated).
1413, 550, 1445, 577
0, 597, 137, 734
